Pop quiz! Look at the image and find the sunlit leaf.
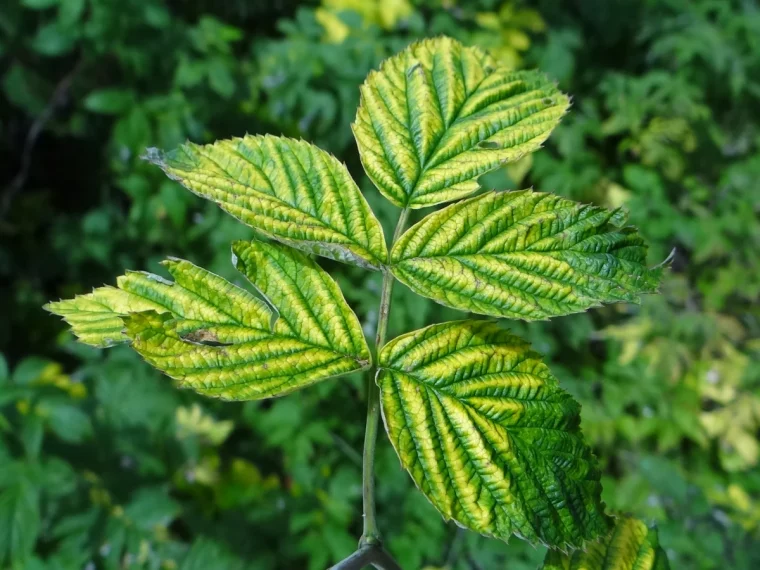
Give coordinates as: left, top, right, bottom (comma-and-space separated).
541, 515, 670, 569
47, 240, 370, 400
145, 135, 388, 269
391, 190, 662, 320
353, 37, 568, 208
377, 320, 611, 548
45, 279, 169, 348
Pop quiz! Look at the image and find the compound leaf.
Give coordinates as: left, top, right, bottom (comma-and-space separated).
145, 135, 388, 270
353, 37, 569, 208
391, 190, 662, 320
541, 515, 670, 569
46, 241, 370, 400
377, 320, 611, 549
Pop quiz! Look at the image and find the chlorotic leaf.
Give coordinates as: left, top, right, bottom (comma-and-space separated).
145, 135, 388, 270
377, 320, 611, 549
44, 282, 168, 348
353, 37, 569, 208
541, 515, 671, 570
391, 190, 662, 320
47, 241, 370, 400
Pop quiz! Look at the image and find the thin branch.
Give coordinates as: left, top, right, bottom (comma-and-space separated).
359, 208, 410, 548
329, 544, 403, 570
371, 547, 404, 570
444, 528, 465, 568
2, 60, 82, 221
331, 431, 363, 466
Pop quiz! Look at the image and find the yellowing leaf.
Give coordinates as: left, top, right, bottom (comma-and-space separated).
47, 241, 370, 400
541, 515, 670, 569
176, 404, 234, 445
145, 135, 387, 270
353, 37, 568, 208
315, 8, 350, 43
391, 190, 662, 320
45, 272, 199, 348
321, 0, 413, 31
375, 0, 413, 29
505, 152, 533, 185
377, 320, 611, 548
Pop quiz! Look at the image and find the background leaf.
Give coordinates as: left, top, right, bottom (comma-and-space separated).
0, 483, 40, 568
83, 88, 136, 115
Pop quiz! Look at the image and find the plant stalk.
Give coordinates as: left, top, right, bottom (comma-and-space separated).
359, 208, 410, 549
329, 544, 403, 570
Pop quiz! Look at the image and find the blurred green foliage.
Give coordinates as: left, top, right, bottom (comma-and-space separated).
1, 0, 759, 568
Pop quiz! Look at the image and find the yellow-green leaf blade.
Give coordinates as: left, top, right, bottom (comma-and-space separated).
43, 261, 268, 348
541, 515, 671, 570
353, 37, 569, 208
44, 286, 162, 348
47, 241, 370, 400
391, 190, 662, 320
124, 241, 370, 400
230, 240, 370, 363
377, 320, 611, 549
145, 135, 388, 269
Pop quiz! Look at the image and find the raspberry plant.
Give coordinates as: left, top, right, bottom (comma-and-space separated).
47, 38, 670, 569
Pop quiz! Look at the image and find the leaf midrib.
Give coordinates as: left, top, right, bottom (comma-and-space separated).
405, 57, 492, 198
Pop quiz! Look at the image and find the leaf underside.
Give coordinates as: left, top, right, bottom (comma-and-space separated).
145, 135, 388, 270
353, 37, 569, 208
391, 190, 662, 320
541, 515, 671, 570
45, 241, 370, 400
377, 320, 611, 549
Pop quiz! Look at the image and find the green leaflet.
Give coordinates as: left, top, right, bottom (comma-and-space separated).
353, 37, 569, 208
46, 241, 370, 400
145, 135, 388, 270
391, 190, 662, 320
377, 320, 611, 549
541, 515, 670, 570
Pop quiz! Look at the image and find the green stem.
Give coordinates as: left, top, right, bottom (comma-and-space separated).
360, 208, 410, 548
